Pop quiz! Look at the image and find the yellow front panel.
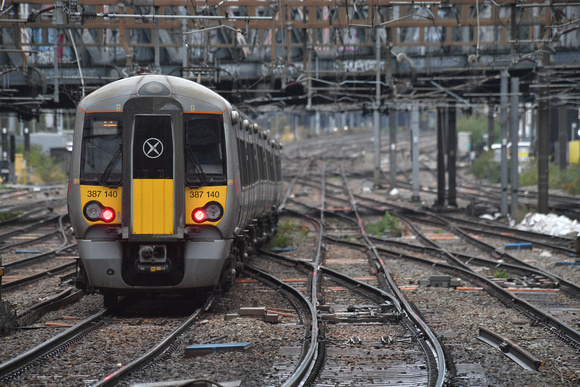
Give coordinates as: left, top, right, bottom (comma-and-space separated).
185, 185, 227, 225
80, 185, 122, 225
133, 179, 174, 234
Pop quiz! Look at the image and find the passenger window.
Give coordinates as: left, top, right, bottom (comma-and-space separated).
80, 113, 123, 185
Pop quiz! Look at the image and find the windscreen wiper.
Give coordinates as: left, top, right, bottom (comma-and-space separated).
185, 145, 208, 188
98, 145, 122, 187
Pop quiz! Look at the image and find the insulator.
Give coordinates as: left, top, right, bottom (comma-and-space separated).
83, 10, 97, 20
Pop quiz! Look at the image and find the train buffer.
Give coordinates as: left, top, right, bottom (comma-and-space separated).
504, 242, 532, 250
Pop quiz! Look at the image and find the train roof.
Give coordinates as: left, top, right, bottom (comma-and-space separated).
78, 75, 230, 114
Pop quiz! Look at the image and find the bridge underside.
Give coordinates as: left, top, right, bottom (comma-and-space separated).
2, 1, 580, 119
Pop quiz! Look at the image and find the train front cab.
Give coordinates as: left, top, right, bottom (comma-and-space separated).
71, 85, 235, 302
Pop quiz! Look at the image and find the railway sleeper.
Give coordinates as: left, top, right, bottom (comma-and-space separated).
318, 304, 402, 324
319, 311, 402, 323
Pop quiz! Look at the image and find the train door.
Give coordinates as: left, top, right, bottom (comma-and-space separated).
122, 97, 185, 240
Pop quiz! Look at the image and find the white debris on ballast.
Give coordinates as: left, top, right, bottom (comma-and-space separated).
515, 213, 580, 237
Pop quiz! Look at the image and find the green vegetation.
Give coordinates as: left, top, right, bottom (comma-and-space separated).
459, 111, 580, 195
267, 221, 310, 249
560, 165, 580, 195
365, 212, 404, 237
16, 144, 68, 184
473, 154, 580, 195
457, 113, 499, 146
518, 162, 538, 187
0, 211, 23, 221
519, 160, 580, 195
470, 151, 501, 183
494, 269, 509, 279
518, 159, 562, 188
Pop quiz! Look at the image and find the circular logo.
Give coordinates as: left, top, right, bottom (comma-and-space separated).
143, 138, 163, 159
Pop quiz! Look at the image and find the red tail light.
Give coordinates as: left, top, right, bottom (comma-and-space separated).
84, 201, 116, 223
193, 208, 206, 222
192, 202, 223, 223
101, 208, 116, 222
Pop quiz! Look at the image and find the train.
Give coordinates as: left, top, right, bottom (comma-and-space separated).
67, 75, 283, 307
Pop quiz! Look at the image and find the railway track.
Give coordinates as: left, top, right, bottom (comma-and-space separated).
96, 266, 315, 386
1, 134, 580, 385
346, 162, 580, 350
1, 210, 79, 319
265, 158, 446, 385
1, 258, 316, 386
0, 187, 67, 227
274, 139, 580, 385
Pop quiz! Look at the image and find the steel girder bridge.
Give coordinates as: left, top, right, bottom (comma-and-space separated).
2, 0, 580, 118
2, 0, 580, 213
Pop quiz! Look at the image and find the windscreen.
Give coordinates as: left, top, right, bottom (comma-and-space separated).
80, 113, 123, 185
184, 114, 226, 186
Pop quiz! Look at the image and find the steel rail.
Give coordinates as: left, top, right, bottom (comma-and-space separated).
0, 308, 109, 380
297, 160, 328, 385
337, 163, 446, 387
365, 234, 562, 289
93, 179, 319, 386
0, 189, 24, 198
392, 215, 580, 351
393, 210, 580, 298
244, 265, 318, 387
375, 144, 580, 222
0, 229, 61, 252
284, 169, 447, 385
17, 288, 84, 327
0, 213, 62, 243
438, 213, 574, 250
444, 221, 575, 256
400, 210, 562, 267
0, 201, 65, 226
259, 248, 401, 312
408, 212, 569, 290
410, 158, 580, 220
340, 191, 580, 299
283, 152, 444, 385
2, 243, 77, 271
279, 159, 327, 385
351, 188, 574, 253
359, 228, 580, 303
280, 160, 310, 211
258, 234, 441, 385
0, 187, 63, 201
326, 232, 580, 353
0, 197, 65, 213
93, 295, 216, 387
477, 327, 544, 371
1, 261, 76, 290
